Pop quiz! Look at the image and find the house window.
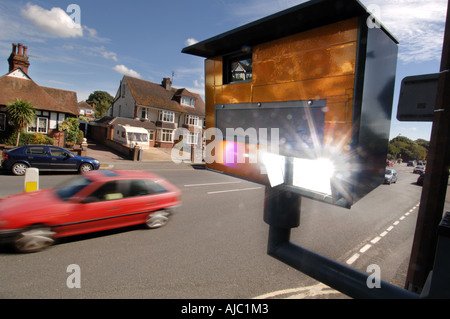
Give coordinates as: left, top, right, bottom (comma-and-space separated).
185, 131, 200, 145
185, 114, 200, 127
141, 108, 147, 119
157, 129, 173, 143
148, 130, 154, 141
181, 96, 196, 107
0, 113, 5, 131
27, 117, 48, 134
122, 83, 126, 98
224, 52, 252, 84
159, 110, 174, 123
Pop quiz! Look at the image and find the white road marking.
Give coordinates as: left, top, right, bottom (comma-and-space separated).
370, 236, 381, 244
207, 187, 262, 194
345, 202, 419, 266
184, 181, 242, 187
359, 244, 372, 253
253, 283, 341, 299
346, 253, 360, 265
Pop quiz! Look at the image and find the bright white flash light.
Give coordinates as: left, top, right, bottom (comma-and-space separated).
261, 152, 285, 187
292, 158, 334, 195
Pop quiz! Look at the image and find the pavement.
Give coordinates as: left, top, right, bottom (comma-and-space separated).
84, 139, 179, 164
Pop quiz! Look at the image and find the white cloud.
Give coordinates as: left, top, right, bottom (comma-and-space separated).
185, 38, 199, 46
21, 3, 83, 38
113, 65, 141, 78
361, 0, 447, 63
229, 0, 446, 63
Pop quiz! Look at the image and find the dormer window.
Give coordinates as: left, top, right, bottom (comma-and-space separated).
181, 96, 196, 107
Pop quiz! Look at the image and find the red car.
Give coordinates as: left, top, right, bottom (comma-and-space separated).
0, 170, 181, 253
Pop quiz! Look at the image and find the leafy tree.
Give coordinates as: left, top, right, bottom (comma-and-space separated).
5, 98, 36, 146
388, 136, 429, 162
59, 117, 80, 144
86, 91, 113, 118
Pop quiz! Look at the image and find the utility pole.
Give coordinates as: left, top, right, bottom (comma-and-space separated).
405, 0, 450, 293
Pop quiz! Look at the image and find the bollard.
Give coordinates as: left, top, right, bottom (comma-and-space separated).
23, 168, 39, 192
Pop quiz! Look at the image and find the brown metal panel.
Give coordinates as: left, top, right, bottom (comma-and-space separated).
216, 82, 252, 105
253, 18, 359, 61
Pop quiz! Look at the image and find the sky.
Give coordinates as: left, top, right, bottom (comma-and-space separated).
0, 0, 447, 142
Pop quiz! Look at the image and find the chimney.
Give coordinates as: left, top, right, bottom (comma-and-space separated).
8, 42, 30, 75
161, 77, 172, 90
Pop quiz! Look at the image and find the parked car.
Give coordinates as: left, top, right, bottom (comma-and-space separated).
413, 166, 425, 174
0, 170, 181, 253
1, 145, 100, 176
384, 168, 398, 184
407, 161, 415, 167
417, 173, 425, 186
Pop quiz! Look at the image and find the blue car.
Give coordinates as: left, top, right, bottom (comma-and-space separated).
1, 145, 100, 176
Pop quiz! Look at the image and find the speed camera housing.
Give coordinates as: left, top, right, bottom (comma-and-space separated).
183, 0, 398, 208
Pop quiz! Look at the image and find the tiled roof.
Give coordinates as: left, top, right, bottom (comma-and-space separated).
94, 116, 157, 130
110, 116, 157, 130
173, 88, 205, 116
0, 72, 78, 115
123, 76, 205, 116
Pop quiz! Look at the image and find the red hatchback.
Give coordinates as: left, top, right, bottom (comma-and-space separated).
0, 170, 181, 253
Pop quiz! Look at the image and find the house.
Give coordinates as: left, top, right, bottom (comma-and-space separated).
78, 101, 95, 118
105, 75, 205, 148
0, 43, 78, 139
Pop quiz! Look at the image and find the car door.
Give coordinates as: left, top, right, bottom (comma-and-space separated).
58, 180, 135, 236
48, 146, 78, 170
25, 146, 50, 169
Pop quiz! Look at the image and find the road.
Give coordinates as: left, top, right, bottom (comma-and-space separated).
0, 161, 441, 299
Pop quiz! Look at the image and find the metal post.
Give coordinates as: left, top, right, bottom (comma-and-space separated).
405, 0, 450, 293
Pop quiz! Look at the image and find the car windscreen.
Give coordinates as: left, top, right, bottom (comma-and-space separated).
54, 176, 92, 201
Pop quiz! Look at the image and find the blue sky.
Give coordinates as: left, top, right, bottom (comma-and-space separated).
0, 0, 447, 141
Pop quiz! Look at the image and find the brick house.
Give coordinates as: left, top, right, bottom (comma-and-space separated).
105, 75, 205, 148
0, 43, 78, 139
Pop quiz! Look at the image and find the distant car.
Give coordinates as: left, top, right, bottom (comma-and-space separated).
0, 170, 181, 253
417, 173, 425, 186
1, 145, 100, 176
407, 161, 415, 167
384, 168, 398, 184
413, 166, 425, 174
386, 160, 393, 167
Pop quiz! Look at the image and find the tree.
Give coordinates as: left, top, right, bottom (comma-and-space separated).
86, 91, 113, 119
58, 117, 80, 145
388, 136, 429, 162
5, 98, 36, 146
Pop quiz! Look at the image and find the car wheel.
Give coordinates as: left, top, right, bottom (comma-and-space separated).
79, 163, 93, 173
11, 162, 29, 176
13, 226, 55, 253
144, 210, 170, 229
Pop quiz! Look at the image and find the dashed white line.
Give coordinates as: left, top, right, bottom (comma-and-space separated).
370, 236, 381, 244
359, 244, 372, 253
345, 202, 420, 266
346, 253, 360, 265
